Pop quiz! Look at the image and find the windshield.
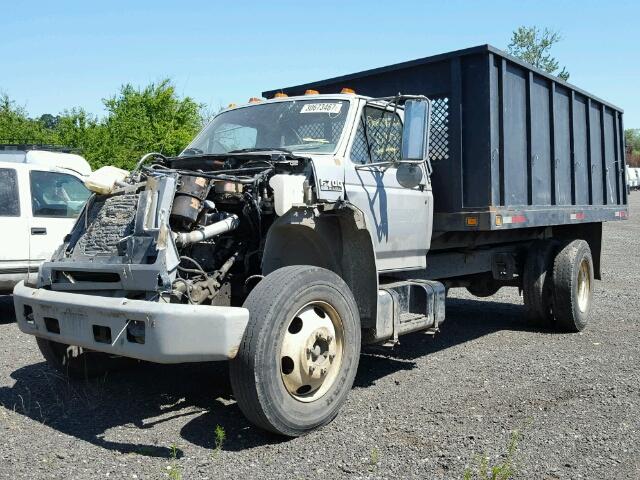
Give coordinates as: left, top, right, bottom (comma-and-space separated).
183, 99, 350, 155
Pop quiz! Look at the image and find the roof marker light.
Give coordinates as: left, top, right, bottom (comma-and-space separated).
340, 88, 356, 94
248, 97, 262, 103
228, 103, 237, 108
274, 92, 288, 98
304, 89, 319, 95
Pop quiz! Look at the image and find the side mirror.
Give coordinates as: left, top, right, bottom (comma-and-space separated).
401, 99, 431, 162
396, 163, 423, 189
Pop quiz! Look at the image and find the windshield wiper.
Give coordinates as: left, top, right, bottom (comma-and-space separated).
227, 147, 293, 154
182, 147, 204, 156
288, 144, 324, 151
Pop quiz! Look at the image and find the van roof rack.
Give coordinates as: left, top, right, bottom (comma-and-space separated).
0, 143, 81, 154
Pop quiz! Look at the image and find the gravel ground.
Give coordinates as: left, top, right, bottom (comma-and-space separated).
1, 195, 639, 480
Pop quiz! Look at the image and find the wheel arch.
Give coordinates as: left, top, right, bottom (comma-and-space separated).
262, 206, 378, 329
551, 222, 602, 280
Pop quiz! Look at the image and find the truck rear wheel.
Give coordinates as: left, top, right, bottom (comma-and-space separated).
522, 240, 557, 325
36, 337, 136, 379
229, 266, 361, 437
466, 280, 501, 298
552, 240, 594, 332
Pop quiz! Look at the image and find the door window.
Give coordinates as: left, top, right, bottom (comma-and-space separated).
30, 171, 90, 218
351, 106, 402, 164
0, 168, 20, 216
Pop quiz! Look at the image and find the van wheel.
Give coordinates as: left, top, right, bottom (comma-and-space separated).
36, 337, 136, 379
552, 240, 594, 332
522, 240, 557, 325
229, 266, 361, 437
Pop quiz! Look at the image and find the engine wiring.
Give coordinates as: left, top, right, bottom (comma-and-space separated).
126, 154, 313, 306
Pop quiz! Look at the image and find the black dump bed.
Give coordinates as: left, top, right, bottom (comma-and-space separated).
264, 45, 628, 232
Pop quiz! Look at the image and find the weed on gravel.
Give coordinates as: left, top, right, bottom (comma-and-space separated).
166, 442, 182, 480
212, 424, 226, 457
463, 429, 522, 480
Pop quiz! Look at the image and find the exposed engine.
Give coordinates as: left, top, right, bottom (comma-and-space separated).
40, 152, 314, 307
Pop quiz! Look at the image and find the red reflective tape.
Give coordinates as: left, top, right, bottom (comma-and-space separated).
571, 212, 585, 220
511, 215, 526, 223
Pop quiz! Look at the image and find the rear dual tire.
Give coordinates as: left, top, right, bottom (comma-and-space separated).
551, 240, 594, 332
523, 240, 557, 325
522, 239, 594, 332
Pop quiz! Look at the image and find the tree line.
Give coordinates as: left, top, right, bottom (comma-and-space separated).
626, 130, 640, 167
0, 79, 203, 170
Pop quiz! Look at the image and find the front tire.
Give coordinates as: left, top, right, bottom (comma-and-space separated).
229, 266, 361, 437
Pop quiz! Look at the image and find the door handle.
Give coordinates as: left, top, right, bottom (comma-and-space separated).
31, 227, 47, 235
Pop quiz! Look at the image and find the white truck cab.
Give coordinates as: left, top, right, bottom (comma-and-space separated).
0, 146, 91, 291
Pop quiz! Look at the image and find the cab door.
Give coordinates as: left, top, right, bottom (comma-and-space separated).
0, 166, 30, 290
27, 168, 90, 280
343, 102, 433, 272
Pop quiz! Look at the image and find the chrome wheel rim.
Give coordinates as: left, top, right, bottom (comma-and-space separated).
280, 301, 344, 403
577, 259, 591, 313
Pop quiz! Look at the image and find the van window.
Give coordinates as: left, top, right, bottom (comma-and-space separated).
0, 168, 20, 216
30, 171, 90, 218
350, 106, 402, 164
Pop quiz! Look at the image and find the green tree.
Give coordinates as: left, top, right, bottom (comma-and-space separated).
626, 129, 640, 166
508, 26, 570, 81
97, 79, 203, 169
0, 79, 204, 170
625, 129, 640, 153
0, 93, 58, 144
55, 108, 104, 161
38, 113, 59, 130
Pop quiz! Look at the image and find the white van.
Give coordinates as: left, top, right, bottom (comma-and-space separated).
0, 146, 91, 292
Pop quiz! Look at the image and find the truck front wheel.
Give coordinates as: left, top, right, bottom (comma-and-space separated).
36, 338, 136, 379
552, 240, 594, 332
229, 266, 361, 437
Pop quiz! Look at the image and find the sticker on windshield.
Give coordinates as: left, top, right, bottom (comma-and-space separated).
300, 103, 343, 114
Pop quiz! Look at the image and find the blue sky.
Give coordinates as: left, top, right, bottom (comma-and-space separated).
2, 0, 639, 127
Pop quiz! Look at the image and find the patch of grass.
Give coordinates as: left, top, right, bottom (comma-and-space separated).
212, 424, 226, 458
463, 429, 522, 480
214, 425, 226, 450
166, 443, 181, 480
369, 446, 379, 471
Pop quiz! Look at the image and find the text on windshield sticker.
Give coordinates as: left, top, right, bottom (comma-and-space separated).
300, 103, 343, 114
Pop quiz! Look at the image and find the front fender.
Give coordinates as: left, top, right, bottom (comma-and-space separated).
262, 204, 379, 329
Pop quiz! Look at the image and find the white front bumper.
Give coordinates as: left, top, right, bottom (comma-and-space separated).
13, 281, 249, 363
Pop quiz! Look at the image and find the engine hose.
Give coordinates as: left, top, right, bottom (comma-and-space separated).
176, 213, 240, 246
